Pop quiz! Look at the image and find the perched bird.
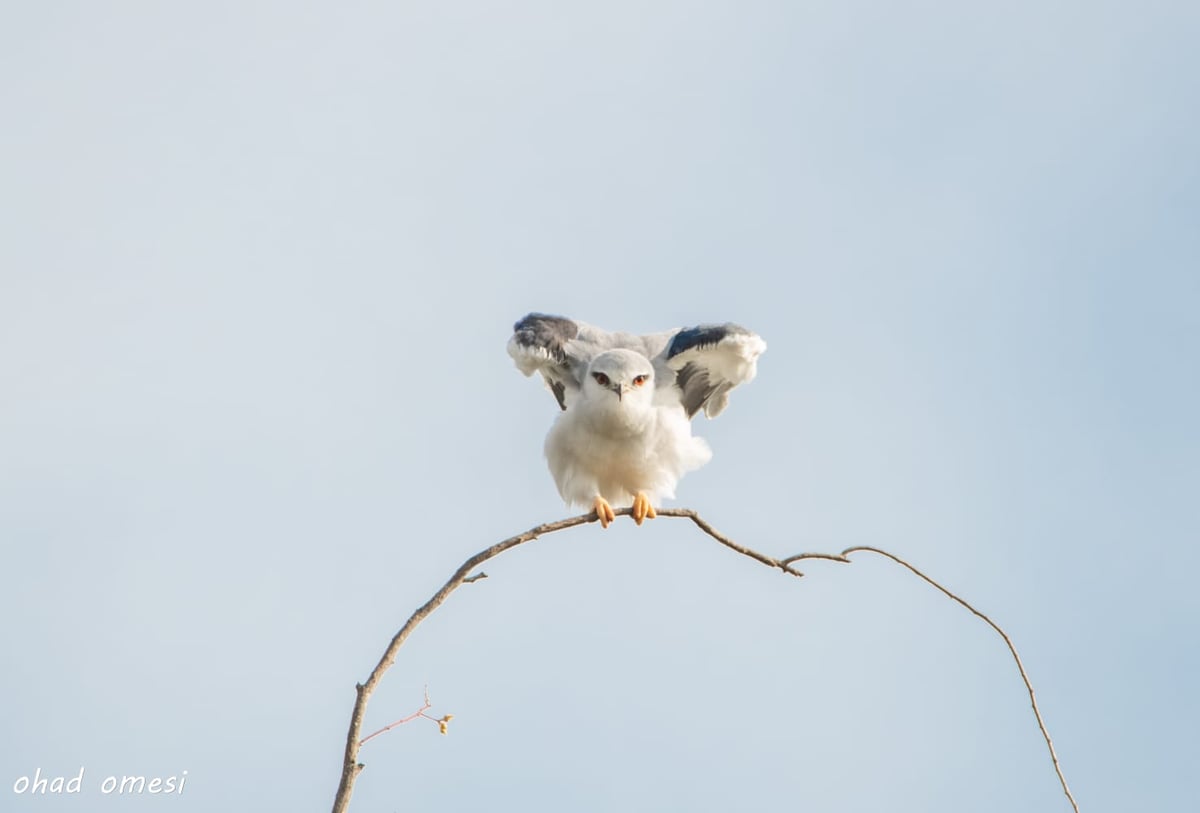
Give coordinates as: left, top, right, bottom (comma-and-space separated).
507, 313, 766, 527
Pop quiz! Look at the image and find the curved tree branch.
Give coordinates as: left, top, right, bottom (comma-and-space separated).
836, 545, 1079, 813
331, 509, 1079, 813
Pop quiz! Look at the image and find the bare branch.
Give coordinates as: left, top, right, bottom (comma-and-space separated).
656, 508, 805, 576
332, 510, 606, 813
781, 551, 851, 566
331, 510, 1079, 813
838, 546, 1080, 813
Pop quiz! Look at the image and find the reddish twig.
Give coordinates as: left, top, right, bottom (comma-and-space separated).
358, 687, 449, 746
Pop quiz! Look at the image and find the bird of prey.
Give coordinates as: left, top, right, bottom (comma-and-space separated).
507, 313, 766, 528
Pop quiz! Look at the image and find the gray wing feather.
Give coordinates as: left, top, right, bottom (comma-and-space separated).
662, 323, 766, 419
511, 313, 579, 365
507, 313, 597, 410
672, 362, 727, 418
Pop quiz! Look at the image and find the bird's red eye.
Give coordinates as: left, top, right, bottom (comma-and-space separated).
633, 375, 648, 387
593, 373, 610, 387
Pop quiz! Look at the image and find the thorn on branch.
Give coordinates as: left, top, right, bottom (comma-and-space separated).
464, 572, 488, 583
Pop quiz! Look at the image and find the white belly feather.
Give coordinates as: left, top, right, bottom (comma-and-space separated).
544, 400, 712, 508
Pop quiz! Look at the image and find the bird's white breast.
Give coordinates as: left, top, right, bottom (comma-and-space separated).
543, 399, 711, 508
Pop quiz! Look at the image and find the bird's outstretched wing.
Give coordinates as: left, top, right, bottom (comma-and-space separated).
661, 324, 766, 418
507, 313, 606, 410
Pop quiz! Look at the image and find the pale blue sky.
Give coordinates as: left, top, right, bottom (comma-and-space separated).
2, 2, 1197, 811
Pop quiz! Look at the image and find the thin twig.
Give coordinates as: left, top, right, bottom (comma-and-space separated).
358, 688, 433, 746
657, 508, 804, 576
782, 551, 851, 565
331, 509, 1078, 813
837, 546, 1080, 813
332, 510, 606, 813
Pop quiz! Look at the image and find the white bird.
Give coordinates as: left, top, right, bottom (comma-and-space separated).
507, 313, 766, 527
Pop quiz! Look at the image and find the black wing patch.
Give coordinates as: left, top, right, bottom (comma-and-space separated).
666, 323, 747, 360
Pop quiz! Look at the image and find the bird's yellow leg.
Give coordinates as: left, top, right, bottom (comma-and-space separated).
631, 492, 657, 526
592, 496, 616, 529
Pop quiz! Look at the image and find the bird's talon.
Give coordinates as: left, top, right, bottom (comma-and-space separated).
593, 496, 615, 529
632, 492, 656, 526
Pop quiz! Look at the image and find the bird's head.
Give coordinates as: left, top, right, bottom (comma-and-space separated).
585, 349, 654, 408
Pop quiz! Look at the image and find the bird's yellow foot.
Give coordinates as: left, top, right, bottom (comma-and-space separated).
593, 496, 616, 529
631, 492, 657, 526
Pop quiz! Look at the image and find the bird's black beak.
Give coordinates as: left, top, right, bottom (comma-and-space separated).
611, 384, 625, 401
